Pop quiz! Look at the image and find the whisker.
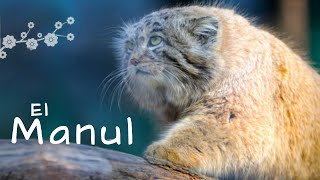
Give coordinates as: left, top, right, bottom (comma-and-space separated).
97, 68, 127, 93
98, 59, 205, 111
99, 70, 128, 108
117, 75, 130, 112
109, 77, 125, 111
98, 66, 136, 110
99, 72, 126, 99
162, 68, 186, 93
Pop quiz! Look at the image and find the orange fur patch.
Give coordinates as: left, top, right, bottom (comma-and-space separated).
279, 64, 288, 78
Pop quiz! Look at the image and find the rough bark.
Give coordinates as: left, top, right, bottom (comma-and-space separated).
0, 140, 214, 180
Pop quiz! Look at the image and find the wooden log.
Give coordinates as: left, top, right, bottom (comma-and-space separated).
0, 140, 214, 180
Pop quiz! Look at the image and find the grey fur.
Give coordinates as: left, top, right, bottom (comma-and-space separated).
113, 7, 220, 122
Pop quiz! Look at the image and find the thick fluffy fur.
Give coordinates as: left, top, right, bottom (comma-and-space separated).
115, 6, 320, 179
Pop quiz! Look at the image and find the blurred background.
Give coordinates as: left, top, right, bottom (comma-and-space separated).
0, 0, 319, 156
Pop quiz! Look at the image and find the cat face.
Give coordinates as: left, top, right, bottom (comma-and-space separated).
114, 7, 220, 110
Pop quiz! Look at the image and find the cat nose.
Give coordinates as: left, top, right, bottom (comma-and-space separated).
130, 58, 140, 66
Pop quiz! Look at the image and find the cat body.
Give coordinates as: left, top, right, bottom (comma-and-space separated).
115, 6, 320, 179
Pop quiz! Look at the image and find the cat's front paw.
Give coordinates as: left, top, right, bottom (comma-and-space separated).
144, 142, 199, 169
145, 142, 180, 163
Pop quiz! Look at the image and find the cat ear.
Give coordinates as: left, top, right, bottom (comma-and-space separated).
188, 16, 219, 45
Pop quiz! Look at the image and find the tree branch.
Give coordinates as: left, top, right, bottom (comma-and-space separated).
0, 140, 214, 180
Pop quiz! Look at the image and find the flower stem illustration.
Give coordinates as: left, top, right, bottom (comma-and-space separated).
0, 17, 75, 59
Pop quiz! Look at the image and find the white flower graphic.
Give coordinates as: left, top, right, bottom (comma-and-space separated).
28, 22, 34, 29
67, 33, 75, 41
55, 21, 63, 29
26, 38, 38, 50
44, 33, 58, 47
0, 17, 75, 59
67, 17, 75, 25
21, 32, 27, 39
0, 51, 7, 59
2, 35, 17, 49
37, 33, 42, 38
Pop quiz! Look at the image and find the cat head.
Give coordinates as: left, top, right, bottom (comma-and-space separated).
114, 6, 228, 111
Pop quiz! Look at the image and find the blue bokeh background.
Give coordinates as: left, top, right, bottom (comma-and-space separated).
0, 0, 319, 156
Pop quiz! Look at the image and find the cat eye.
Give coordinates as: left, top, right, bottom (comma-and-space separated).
149, 36, 162, 47
125, 41, 134, 52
